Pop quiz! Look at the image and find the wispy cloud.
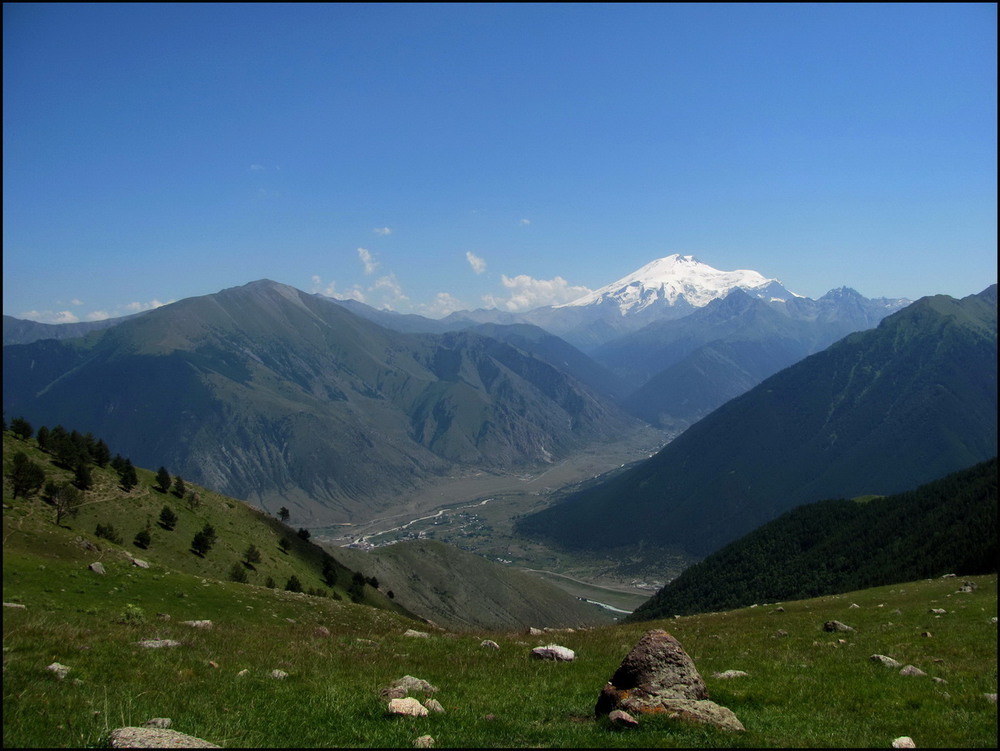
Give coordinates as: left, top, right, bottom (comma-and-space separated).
373, 227, 392, 236
311, 277, 367, 303
418, 292, 465, 318
466, 251, 487, 275
249, 164, 266, 171
358, 247, 379, 275
484, 274, 592, 312
16, 296, 170, 324
519, 218, 531, 226
17, 309, 81, 324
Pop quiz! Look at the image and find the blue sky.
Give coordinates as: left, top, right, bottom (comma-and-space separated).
3, 3, 996, 323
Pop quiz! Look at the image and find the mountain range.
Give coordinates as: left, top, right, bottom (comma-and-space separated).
516, 284, 998, 558
2, 280, 635, 523
1, 254, 929, 529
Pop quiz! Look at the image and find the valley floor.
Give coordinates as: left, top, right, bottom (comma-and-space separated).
313, 424, 690, 611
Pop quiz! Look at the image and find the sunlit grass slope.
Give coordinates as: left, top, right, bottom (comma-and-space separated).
4, 431, 997, 748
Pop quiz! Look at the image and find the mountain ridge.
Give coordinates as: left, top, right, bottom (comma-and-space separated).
516, 285, 997, 557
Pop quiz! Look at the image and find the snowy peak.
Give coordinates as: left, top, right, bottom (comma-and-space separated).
557, 254, 796, 315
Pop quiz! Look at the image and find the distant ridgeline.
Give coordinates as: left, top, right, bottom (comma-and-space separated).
628, 457, 998, 621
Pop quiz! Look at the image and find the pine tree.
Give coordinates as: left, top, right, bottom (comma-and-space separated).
8, 452, 46, 498
155, 467, 171, 493
278, 506, 290, 523
119, 460, 139, 492
285, 575, 303, 593
172, 476, 186, 497
229, 562, 249, 583
191, 524, 216, 556
159, 506, 178, 530
10, 417, 33, 440
244, 544, 262, 566
74, 462, 93, 491
134, 528, 151, 549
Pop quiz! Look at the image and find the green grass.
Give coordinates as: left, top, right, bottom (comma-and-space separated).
4, 432, 997, 748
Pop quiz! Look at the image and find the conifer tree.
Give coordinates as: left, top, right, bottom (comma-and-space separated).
156, 467, 171, 493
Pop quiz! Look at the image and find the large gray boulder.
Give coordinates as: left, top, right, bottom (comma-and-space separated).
595, 629, 744, 732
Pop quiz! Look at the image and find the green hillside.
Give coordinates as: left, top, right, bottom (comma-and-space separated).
333, 539, 609, 631
2, 280, 635, 525
518, 286, 997, 557
629, 458, 998, 621
1, 429, 412, 618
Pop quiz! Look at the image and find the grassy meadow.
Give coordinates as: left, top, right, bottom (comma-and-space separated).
3, 431, 997, 748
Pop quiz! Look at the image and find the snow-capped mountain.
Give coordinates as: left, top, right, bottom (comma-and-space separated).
556, 254, 799, 315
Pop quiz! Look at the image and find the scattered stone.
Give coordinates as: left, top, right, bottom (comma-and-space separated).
480, 639, 500, 650
356, 638, 378, 645
991, 617, 997, 624
595, 629, 744, 732
156, 613, 171, 621
388, 697, 428, 717
530, 644, 576, 661
775, 629, 789, 638
941, 573, 956, 578
712, 670, 749, 679
484, 714, 497, 721
74, 536, 100, 552
899, 665, 927, 677
130, 558, 150, 569
180, 620, 213, 629
891, 736, 916, 748
608, 709, 639, 728
528, 627, 544, 635
143, 719, 172, 729
871, 654, 902, 669
47, 662, 71, 680
823, 620, 854, 633
773, 606, 785, 613
424, 698, 445, 713
849, 603, 860, 609
136, 639, 180, 649
237, 669, 249, 677
3, 602, 26, 609
208, 661, 219, 669
89, 562, 106, 575
929, 608, 946, 615
270, 669, 288, 680
413, 735, 434, 748
109, 727, 219, 748
983, 693, 997, 703
921, 632, 933, 638
403, 629, 430, 638
313, 626, 331, 637
932, 677, 947, 684
380, 675, 439, 699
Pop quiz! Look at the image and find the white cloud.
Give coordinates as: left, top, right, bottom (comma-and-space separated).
70, 298, 84, 306
466, 251, 487, 274
418, 292, 465, 318
373, 227, 392, 236
484, 274, 592, 312
249, 164, 266, 171
311, 277, 366, 303
17, 309, 81, 324
124, 299, 168, 313
519, 218, 531, 226
85, 311, 112, 321
358, 247, 379, 275
373, 273, 408, 303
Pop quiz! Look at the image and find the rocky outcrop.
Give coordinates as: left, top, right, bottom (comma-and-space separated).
595, 629, 744, 732
109, 727, 218, 748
